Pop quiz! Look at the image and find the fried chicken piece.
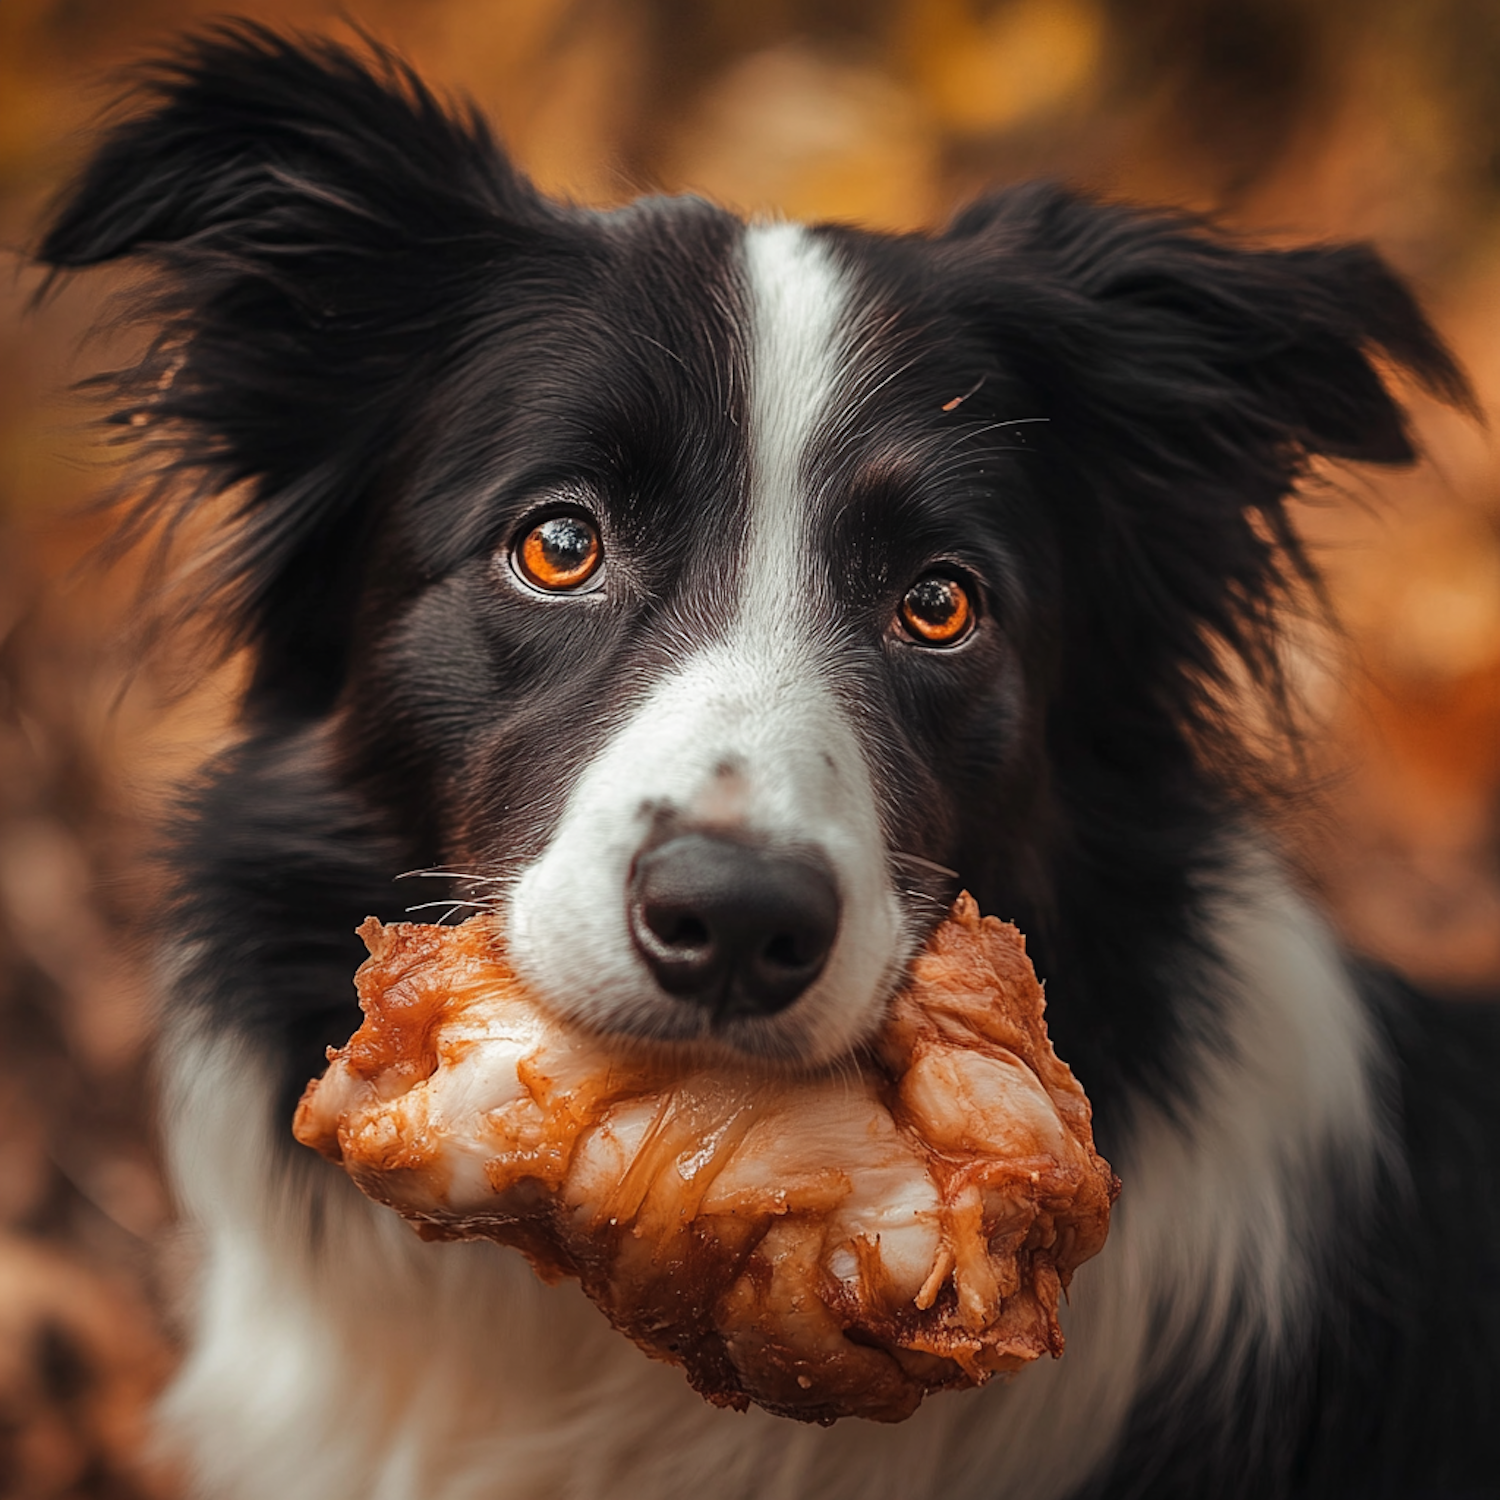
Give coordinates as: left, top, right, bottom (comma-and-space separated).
293, 895, 1118, 1424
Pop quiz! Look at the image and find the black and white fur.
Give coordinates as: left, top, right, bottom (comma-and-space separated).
36, 25, 1500, 1500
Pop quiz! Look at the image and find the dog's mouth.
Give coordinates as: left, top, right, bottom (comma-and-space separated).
423, 829, 953, 1071
413, 826, 947, 1072
513, 952, 915, 1072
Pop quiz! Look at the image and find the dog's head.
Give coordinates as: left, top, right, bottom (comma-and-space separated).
39, 25, 1465, 1086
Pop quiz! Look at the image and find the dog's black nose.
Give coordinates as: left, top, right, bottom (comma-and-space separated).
627, 833, 840, 1020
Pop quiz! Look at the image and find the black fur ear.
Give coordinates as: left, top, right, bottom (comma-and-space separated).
940, 183, 1475, 764
36, 22, 559, 717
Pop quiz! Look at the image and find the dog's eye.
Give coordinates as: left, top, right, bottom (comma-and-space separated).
898, 575, 973, 645
515, 515, 602, 591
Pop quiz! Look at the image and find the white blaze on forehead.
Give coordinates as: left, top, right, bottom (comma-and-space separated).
740, 221, 849, 631
504, 222, 906, 1062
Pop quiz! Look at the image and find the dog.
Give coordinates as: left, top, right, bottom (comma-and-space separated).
36, 22, 1500, 1500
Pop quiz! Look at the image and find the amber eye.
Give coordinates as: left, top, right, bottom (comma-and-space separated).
898, 575, 974, 645
515, 515, 602, 591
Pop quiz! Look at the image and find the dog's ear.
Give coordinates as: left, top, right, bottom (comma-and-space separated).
37, 22, 556, 716
940, 183, 1475, 752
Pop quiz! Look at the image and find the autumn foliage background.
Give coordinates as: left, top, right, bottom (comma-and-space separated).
0, 0, 1498, 1493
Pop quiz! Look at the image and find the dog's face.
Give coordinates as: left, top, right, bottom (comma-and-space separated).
38, 27, 1462, 1098
334, 210, 1044, 1065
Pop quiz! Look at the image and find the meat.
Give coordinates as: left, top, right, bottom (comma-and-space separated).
293, 895, 1118, 1424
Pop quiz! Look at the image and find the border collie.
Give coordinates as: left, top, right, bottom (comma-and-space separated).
35, 23, 1500, 1500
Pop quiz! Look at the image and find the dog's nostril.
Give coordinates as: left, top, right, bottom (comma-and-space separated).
644, 909, 710, 950
763, 932, 807, 970
627, 833, 840, 1022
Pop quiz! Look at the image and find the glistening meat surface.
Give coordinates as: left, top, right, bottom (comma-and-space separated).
294, 895, 1118, 1423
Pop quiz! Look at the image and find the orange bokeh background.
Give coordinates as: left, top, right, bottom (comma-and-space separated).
0, 1, 1497, 1493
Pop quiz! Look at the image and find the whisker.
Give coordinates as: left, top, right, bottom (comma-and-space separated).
409, 902, 465, 924
890, 852, 959, 879
396, 867, 508, 885
899, 888, 949, 908
931, 415, 1049, 463
403, 897, 502, 921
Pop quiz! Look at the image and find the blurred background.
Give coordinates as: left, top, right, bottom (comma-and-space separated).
0, 0, 1498, 1492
